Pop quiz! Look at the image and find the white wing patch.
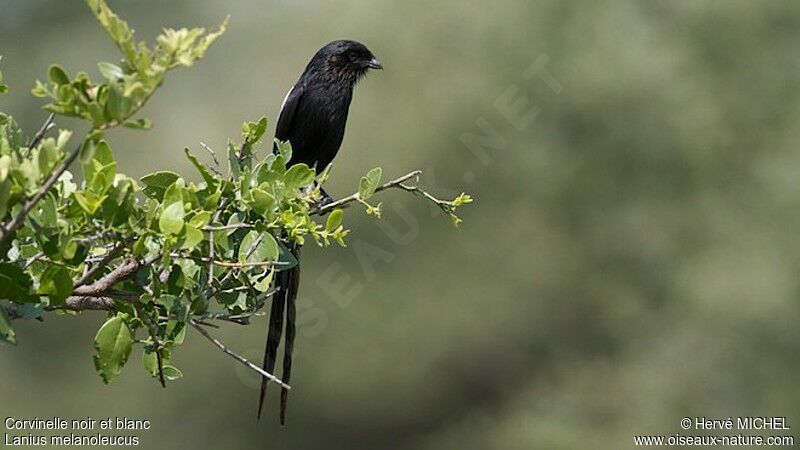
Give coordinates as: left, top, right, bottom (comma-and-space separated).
280, 87, 293, 115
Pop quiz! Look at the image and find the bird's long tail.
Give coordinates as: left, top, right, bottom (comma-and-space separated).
257, 245, 300, 424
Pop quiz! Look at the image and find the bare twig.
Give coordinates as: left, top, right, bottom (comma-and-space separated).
23, 252, 45, 269
208, 230, 215, 287
396, 182, 457, 214
0, 139, 85, 244
199, 142, 222, 176
188, 319, 290, 390
170, 253, 282, 269
312, 170, 423, 216
202, 223, 254, 232
24, 113, 56, 153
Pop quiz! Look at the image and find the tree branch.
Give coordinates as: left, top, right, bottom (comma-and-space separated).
188, 318, 290, 390
312, 170, 422, 216
72, 254, 159, 297
73, 242, 128, 288
62, 295, 117, 311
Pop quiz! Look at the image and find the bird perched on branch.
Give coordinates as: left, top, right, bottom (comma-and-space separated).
258, 40, 382, 424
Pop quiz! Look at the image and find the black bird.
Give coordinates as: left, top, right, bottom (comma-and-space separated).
258, 40, 382, 424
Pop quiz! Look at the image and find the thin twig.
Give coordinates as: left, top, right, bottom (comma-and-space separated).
24, 113, 55, 153
188, 319, 290, 390
199, 142, 222, 176
170, 253, 282, 269
208, 230, 215, 287
202, 223, 254, 232
312, 170, 423, 216
396, 182, 457, 214
23, 252, 45, 269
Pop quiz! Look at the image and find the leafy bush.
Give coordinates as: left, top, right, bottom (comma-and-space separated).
0, 0, 470, 387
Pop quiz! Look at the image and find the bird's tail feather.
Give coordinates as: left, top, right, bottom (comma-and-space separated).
279, 252, 299, 425
257, 245, 300, 424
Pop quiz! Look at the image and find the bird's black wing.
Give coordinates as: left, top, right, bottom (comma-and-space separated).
275, 83, 305, 143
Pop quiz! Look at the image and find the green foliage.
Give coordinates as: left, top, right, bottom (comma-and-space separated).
93, 314, 133, 383
0, 56, 8, 95
0, 0, 470, 388
32, 0, 227, 130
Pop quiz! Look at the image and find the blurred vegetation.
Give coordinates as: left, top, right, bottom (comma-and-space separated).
1, 1, 799, 449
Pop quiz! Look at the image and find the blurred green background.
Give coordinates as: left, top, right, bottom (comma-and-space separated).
2, 1, 800, 448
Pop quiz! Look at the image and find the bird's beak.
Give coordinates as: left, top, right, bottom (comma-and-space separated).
367, 57, 383, 70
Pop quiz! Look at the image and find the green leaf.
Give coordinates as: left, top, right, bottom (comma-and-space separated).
48, 64, 70, 85
274, 139, 292, 162
162, 365, 183, 381
143, 349, 158, 376
93, 314, 133, 384
242, 117, 268, 143
0, 263, 38, 303
452, 192, 473, 207
83, 140, 114, 179
227, 139, 241, 177
29, 193, 58, 228
86, 0, 138, 64
83, 141, 116, 194
122, 118, 152, 130
159, 202, 185, 235
73, 191, 106, 215
143, 347, 171, 377
105, 82, 126, 121
276, 241, 299, 271
359, 167, 382, 200
326, 209, 344, 232
188, 211, 212, 229
250, 188, 276, 218
0, 306, 16, 345
37, 138, 61, 174
162, 180, 184, 206
0, 58, 7, 95
180, 224, 203, 249
141, 171, 180, 200
0, 179, 10, 219
37, 265, 73, 306
238, 231, 279, 263
97, 61, 124, 80
284, 163, 315, 190
184, 148, 218, 189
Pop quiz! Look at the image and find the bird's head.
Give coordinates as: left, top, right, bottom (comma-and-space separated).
316, 40, 382, 82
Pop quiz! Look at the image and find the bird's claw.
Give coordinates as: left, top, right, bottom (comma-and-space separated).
315, 193, 335, 209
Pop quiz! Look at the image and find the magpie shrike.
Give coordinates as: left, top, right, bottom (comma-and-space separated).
258, 40, 382, 424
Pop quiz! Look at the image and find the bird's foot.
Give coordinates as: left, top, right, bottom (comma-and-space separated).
312, 188, 339, 215
316, 193, 335, 209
